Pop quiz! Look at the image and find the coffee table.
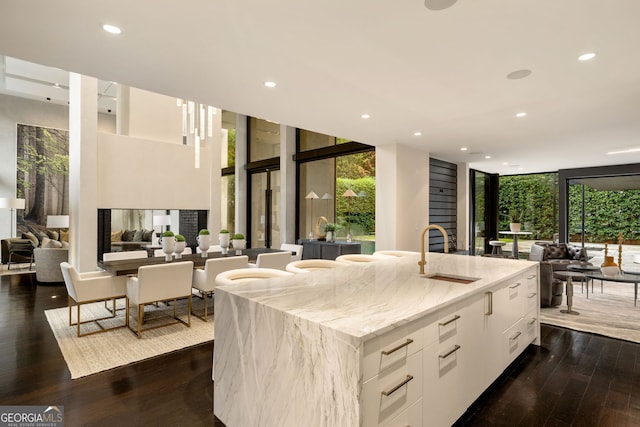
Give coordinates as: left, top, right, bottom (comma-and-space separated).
498, 231, 532, 259
567, 263, 600, 297
583, 271, 640, 307
554, 270, 585, 315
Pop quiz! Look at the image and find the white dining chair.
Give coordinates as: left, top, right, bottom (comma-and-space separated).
253, 251, 292, 270
103, 250, 148, 261
285, 259, 343, 273
60, 262, 127, 337
126, 261, 194, 338
280, 243, 303, 262
192, 256, 250, 321
215, 268, 293, 287
335, 253, 393, 264
196, 245, 223, 254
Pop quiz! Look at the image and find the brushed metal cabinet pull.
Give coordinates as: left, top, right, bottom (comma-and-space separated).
381, 338, 414, 356
510, 331, 522, 341
509, 282, 521, 289
485, 291, 493, 315
439, 344, 461, 359
439, 314, 461, 326
528, 293, 537, 299
527, 275, 536, 280
381, 374, 414, 397
528, 318, 537, 326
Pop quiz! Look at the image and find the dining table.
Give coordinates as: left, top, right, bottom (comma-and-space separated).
99, 247, 284, 276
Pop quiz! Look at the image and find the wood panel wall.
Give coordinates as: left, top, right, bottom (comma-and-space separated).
429, 158, 457, 252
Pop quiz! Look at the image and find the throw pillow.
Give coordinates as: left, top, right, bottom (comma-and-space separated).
121, 229, 136, 241
133, 229, 145, 242
42, 237, 63, 248
111, 230, 123, 242
35, 231, 48, 246
60, 230, 69, 242
61, 241, 70, 249
142, 229, 154, 242
545, 244, 567, 259
22, 232, 39, 248
46, 230, 59, 241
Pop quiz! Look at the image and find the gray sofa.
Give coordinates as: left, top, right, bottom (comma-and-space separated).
33, 248, 68, 283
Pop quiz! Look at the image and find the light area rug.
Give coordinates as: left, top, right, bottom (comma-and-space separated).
45, 298, 214, 379
540, 279, 640, 343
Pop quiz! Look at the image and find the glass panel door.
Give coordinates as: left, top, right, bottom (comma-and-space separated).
250, 169, 280, 248
470, 169, 498, 255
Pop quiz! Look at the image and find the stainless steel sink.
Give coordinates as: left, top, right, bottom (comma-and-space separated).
421, 273, 479, 284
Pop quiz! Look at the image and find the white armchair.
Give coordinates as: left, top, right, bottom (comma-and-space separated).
103, 250, 148, 261
192, 256, 250, 320
373, 250, 420, 257
280, 243, 303, 262
253, 251, 292, 270
286, 259, 343, 273
60, 262, 127, 337
126, 261, 194, 338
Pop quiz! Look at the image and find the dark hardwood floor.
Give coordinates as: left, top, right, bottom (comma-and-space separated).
3, 270, 640, 426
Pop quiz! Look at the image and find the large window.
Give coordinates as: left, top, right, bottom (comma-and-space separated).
298, 131, 375, 253
249, 117, 279, 162
221, 111, 236, 231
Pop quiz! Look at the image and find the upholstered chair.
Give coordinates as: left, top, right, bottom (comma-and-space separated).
335, 253, 393, 264
253, 251, 292, 270
192, 256, 250, 321
126, 261, 194, 338
286, 259, 343, 273
215, 268, 293, 287
103, 250, 148, 261
60, 262, 127, 337
280, 243, 303, 262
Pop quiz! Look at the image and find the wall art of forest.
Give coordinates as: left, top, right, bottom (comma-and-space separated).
499, 173, 640, 243
16, 124, 69, 236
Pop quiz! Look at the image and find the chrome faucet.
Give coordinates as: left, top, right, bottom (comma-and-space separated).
419, 224, 449, 274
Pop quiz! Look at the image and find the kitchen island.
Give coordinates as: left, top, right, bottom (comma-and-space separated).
214, 253, 539, 426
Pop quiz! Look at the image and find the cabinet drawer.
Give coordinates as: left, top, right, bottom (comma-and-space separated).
524, 308, 538, 344
436, 305, 463, 347
363, 317, 428, 381
503, 318, 525, 365
383, 398, 422, 427
362, 350, 423, 426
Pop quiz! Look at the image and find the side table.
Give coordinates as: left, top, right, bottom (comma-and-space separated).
554, 271, 585, 315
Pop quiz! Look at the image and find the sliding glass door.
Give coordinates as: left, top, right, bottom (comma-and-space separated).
250, 169, 280, 248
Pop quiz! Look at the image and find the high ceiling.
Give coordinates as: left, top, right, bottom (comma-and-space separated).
1, 0, 640, 175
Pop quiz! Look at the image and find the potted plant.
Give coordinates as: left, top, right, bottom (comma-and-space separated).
324, 223, 337, 243
174, 234, 186, 259
232, 233, 246, 255
507, 210, 523, 232
161, 230, 175, 261
197, 229, 210, 257
219, 229, 230, 254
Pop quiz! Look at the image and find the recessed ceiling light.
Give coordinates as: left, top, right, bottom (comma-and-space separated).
414, 132, 422, 136
485, 155, 491, 159
506, 69, 532, 80
264, 81, 276, 88
424, 0, 458, 11
53, 83, 60, 88
503, 162, 508, 166
361, 114, 370, 119
460, 147, 468, 151
102, 24, 122, 34
578, 52, 597, 61
516, 112, 527, 118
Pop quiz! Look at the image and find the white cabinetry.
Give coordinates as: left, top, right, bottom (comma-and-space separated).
361, 265, 540, 427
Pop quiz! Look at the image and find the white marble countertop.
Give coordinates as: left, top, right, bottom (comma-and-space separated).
216, 253, 537, 342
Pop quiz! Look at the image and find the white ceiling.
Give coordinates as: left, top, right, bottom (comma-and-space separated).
1, 0, 640, 175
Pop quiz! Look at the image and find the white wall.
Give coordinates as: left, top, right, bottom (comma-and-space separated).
97, 133, 212, 209
127, 88, 182, 144
376, 144, 430, 251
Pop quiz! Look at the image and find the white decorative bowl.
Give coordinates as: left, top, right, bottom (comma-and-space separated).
600, 266, 620, 277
